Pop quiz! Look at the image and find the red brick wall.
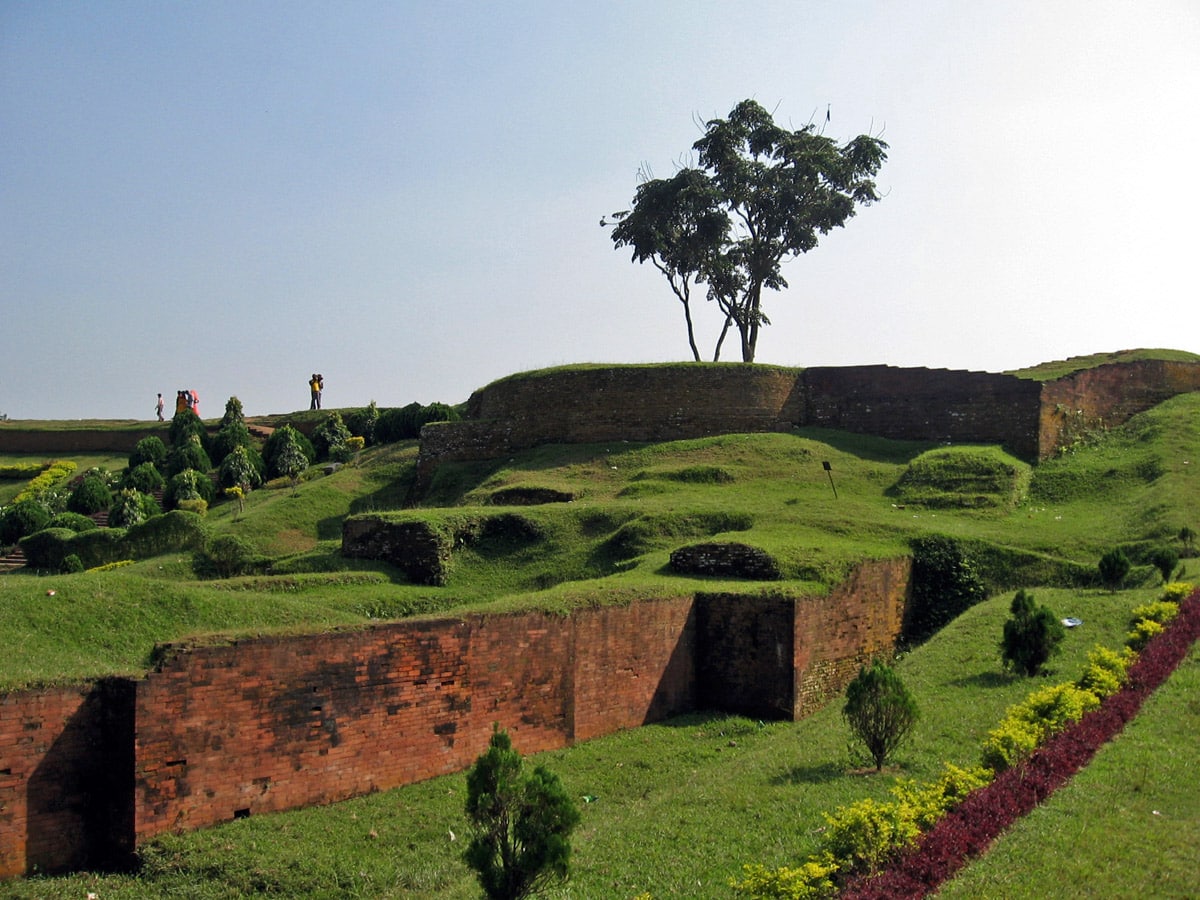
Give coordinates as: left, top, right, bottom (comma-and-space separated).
0, 680, 133, 880
793, 558, 911, 716
571, 598, 698, 742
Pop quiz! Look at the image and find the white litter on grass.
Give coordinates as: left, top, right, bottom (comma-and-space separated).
1062, 617, 1083, 628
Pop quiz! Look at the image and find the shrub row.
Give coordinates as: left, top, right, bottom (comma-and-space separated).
11, 459, 76, 505
19, 510, 208, 570
839, 586, 1200, 898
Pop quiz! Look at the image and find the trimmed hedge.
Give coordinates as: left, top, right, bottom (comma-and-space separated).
840, 588, 1200, 898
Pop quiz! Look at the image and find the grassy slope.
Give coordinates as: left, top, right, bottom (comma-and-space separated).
1006, 347, 1200, 381
3, 396, 1200, 686
2, 385, 1200, 895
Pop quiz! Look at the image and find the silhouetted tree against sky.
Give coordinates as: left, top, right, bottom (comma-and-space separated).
607, 99, 888, 362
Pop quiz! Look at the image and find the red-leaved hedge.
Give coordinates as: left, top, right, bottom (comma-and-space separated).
840, 589, 1200, 899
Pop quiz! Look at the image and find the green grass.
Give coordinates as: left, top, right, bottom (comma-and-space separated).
3, 389, 1200, 894
1006, 348, 1200, 381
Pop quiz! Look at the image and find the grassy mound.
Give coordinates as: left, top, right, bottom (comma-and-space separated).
892, 446, 1031, 509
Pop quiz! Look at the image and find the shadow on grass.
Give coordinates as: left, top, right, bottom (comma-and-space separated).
771, 761, 846, 786
950, 671, 1020, 689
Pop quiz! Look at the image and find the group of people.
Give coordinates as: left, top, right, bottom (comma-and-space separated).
154, 377, 323, 421
156, 389, 199, 421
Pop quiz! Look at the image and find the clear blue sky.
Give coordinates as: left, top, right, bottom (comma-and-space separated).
3, 1, 1197, 420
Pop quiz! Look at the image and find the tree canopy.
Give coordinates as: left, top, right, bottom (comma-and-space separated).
606, 99, 888, 362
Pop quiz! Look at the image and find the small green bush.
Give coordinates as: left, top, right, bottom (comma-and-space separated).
464, 724, 580, 900
61, 553, 85, 574
67, 473, 113, 515
889, 763, 994, 830
45, 511, 98, 533
123, 461, 166, 494
1076, 645, 1134, 699
842, 660, 919, 771
1098, 547, 1131, 590
822, 797, 920, 876
311, 411, 352, 462
195, 534, 265, 579
1000, 589, 1066, 676
109, 488, 160, 529
165, 437, 212, 479
982, 682, 1101, 772
129, 435, 168, 472
343, 400, 379, 446
208, 420, 253, 468
163, 469, 215, 510
263, 425, 315, 480
1, 498, 51, 544
177, 498, 208, 516
169, 409, 207, 448
731, 858, 840, 899
1129, 600, 1180, 628
123, 509, 208, 559
375, 401, 461, 443
218, 445, 263, 491
1126, 618, 1164, 652
1161, 581, 1195, 603
1148, 545, 1180, 583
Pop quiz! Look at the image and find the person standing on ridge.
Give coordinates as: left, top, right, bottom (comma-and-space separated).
156, 393, 164, 421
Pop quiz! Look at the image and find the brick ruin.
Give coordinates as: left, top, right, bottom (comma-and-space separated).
0, 558, 907, 878
414, 359, 1200, 494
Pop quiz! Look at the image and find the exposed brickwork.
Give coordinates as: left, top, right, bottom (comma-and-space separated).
1038, 360, 1200, 458
802, 366, 1042, 460
340, 517, 452, 584
670, 542, 782, 580
1, 559, 908, 878
416, 364, 803, 490
571, 599, 698, 742
696, 593, 796, 719
0, 680, 134, 880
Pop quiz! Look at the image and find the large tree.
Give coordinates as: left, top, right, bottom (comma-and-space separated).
606, 100, 888, 362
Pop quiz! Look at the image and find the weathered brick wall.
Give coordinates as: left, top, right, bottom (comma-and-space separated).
417, 361, 1200, 485
1038, 360, 1200, 458
133, 600, 698, 844
416, 364, 804, 488
0, 680, 134, 880
571, 599, 698, 742
793, 557, 911, 717
696, 593, 796, 719
803, 366, 1042, 461
416, 364, 1048, 490
0, 426, 168, 454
